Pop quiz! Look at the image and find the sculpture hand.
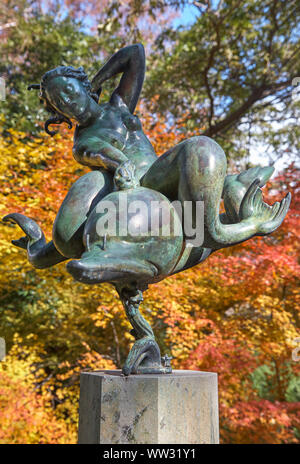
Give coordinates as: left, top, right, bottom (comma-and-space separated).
113, 159, 139, 190
239, 179, 291, 235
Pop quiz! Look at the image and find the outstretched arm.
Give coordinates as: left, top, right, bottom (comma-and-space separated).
91, 43, 146, 113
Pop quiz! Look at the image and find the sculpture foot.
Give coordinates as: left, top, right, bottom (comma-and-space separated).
239, 179, 291, 234
3, 213, 45, 248
122, 337, 172, 375
222, 166, 275, 222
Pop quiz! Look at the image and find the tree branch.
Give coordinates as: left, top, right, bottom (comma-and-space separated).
202, 78, 295, 136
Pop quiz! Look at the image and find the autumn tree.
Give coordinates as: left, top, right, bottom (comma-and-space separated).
0, 0, 176, 134
143, 0, 300, 162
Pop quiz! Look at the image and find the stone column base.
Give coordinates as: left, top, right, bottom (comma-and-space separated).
78, 370, 219, 444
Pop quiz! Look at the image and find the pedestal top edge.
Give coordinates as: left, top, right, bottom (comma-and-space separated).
80, 369, 217, 378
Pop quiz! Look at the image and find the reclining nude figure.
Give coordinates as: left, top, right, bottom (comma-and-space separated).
4, 44, 291, 375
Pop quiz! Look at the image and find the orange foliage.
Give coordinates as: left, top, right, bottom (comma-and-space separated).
0, 338, 75, 444
222, 400, 300, 444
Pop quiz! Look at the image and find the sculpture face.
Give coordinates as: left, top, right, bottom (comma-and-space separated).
45, 76, 89, 121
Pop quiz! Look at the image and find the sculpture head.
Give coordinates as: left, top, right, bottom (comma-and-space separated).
28, 66, 99, 136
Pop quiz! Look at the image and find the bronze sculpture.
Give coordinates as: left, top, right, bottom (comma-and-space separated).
3, 44, 291, 375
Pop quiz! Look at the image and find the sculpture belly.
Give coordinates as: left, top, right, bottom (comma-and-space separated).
123, 132, 157, 180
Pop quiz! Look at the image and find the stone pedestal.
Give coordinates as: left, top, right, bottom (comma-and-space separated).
78, 370, 219, 444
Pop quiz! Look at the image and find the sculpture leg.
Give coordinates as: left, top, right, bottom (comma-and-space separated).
141, 136, 290, 249
3, 170, 113, 268
115, 283, 172, 376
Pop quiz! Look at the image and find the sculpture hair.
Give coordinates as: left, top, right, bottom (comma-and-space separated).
28, 66, 100, 136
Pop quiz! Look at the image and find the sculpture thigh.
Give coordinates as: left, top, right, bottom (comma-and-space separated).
141, 135, 227, 228
52, 170, 114, 258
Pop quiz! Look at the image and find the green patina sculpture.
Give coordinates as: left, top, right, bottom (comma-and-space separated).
3, 44, 291, 376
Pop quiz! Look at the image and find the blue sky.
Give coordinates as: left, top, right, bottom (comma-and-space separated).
173, 4, 199, 28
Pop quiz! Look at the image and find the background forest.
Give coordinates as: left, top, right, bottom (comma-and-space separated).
0, 0, 299, 444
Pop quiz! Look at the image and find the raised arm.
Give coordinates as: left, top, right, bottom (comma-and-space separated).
91, 43, 145, 113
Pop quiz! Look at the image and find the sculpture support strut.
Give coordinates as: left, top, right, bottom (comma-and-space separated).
115, 284, 172, 375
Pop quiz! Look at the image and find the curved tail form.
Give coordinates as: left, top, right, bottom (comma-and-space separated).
3, 213, 66, 269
